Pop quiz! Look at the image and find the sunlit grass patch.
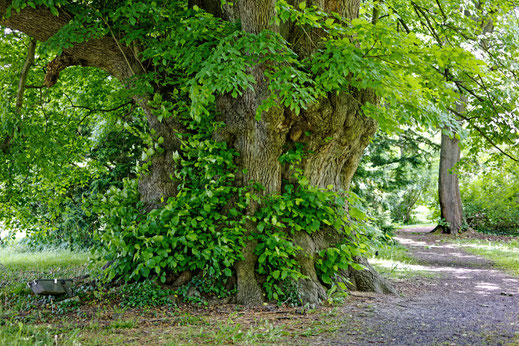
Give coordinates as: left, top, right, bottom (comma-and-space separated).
395, 223, 436, 230
0, 244, 91, 315
0, 245, 90, 291
369, 243, 438, 278
454, 239, 519, 276
0, 246, 90, 271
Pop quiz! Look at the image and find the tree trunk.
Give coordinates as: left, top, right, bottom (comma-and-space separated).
433, 6, 493, 236
217, 83, 395, 304
205, 0, 397, 305
435, 132, 464, 234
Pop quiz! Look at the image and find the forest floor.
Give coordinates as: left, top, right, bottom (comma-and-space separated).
318, 227, 519, 345
1, 228, 518, 345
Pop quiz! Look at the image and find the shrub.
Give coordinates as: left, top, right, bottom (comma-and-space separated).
461, 158, 519, 235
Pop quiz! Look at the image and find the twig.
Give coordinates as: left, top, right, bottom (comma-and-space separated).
434, 0, 447, 21
63, 92, 133, 113
447, 107, 518, 162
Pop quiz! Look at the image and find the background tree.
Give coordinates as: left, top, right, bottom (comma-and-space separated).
0, 28, 142, 248
353, 130, 438, 229
461, 150, 519, 235
413, 2, 518, 234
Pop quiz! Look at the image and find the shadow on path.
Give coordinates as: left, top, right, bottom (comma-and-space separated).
318, 227, 519, 345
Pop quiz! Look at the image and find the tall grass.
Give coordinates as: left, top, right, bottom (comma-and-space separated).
0, 245, 90, 271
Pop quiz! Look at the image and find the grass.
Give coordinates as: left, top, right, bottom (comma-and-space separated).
453, 238, 519, 276
369, 242, 439, 279
0, 243, 345, 345
0, 245, 90, 270
65, 308, 344, 345
394, 223, 436, 230
0, 321, 82, 345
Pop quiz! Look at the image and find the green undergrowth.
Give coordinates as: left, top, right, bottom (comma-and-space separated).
454, 239, 519, 276
0, 244, 346, 344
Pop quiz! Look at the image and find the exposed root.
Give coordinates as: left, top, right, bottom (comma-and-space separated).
344, 257, 396, 294
235, 240, 264, 305
293, 232, 327, 304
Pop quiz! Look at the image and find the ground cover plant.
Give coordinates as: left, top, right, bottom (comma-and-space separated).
0, 244, 349, 345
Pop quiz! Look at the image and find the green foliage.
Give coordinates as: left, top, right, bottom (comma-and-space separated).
461, 156, 519, 235
94, 117, 248, 290
21, 122, 143, 249
353, 131, 438, 231
0, 30, 142, 248
95, 130, 370, 303
117, 280, 175, 308
253, 147, 371, 303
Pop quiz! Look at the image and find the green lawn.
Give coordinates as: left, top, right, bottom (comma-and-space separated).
0, 245, 91, 344
0, 245, 91, 294
454, 239, 519, 276
369, 243, 439, 279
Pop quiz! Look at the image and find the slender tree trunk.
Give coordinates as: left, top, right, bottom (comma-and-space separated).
434, 5, 493, 236
435, 132, 464, 234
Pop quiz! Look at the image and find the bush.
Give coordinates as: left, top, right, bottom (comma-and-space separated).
117, 280, 176, 308
461, 158, 519, 235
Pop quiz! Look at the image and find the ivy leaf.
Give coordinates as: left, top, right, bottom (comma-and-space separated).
349, 207, 366, 220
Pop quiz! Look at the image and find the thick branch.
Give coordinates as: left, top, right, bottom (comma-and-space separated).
0, 1, 142, 83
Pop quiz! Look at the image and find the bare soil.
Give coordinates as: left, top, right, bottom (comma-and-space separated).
317, 227, 519, 345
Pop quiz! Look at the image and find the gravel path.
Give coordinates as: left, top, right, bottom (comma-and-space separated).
321, 228, 519, 345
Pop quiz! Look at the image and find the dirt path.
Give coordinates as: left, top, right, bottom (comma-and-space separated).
319, 228, 519, 345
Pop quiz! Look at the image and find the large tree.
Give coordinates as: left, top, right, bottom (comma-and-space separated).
0, 0, 517, 305
434, 7, 494, 235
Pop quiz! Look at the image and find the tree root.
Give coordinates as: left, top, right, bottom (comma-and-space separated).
343, 256, 396, 294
